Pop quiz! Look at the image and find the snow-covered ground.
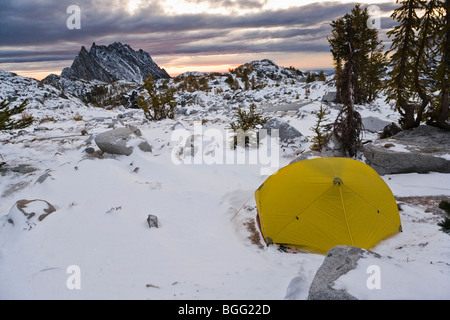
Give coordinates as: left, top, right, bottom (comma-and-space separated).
0, 68, 449, 300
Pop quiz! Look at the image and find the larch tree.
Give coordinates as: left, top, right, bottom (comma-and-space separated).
328, 4, 388, 157
328, 4, 386, 105
430, 0, 450, 129
385, 0, 449, 130
329, 10, 363, 158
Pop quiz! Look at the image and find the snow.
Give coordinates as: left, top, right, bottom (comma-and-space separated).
383, 173, 450, 197
0, 67, 449, 300
334, 250, 450, 300
437, 154, 450, 161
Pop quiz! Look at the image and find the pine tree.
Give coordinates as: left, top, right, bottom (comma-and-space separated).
328, 5, 378, 157
385, 0, 449, 130
328, 4, 386, 105
243, 68, 250, 91
333, 17, 363, 158
385, 0, 423, 129
430, 0, 450, 129
0, 99, 33, 130
364, 30, 387, 102
329, 17, 346, 103
306, 72, 316, 83
411, 0, 438, 126
317, 71, 327, 82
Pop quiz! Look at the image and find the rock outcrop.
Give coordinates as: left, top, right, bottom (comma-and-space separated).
363, 125, 450, 175
61, 42, 170, 83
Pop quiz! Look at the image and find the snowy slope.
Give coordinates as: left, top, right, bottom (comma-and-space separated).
0, 64, 449, 300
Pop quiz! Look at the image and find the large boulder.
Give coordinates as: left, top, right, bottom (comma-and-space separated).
259, 118, 307, 144
361, 116, 392, 133
322, 91, 337, 103
95, 127, 152, 156
363, 125, 450, 175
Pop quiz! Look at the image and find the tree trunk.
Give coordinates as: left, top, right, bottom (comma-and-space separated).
402, 103, 417, 129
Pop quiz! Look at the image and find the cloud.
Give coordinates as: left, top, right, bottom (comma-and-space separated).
0, 0, 398, 73
184, 0, 268, 10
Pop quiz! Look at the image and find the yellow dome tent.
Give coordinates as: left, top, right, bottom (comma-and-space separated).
255, 157, 402, 254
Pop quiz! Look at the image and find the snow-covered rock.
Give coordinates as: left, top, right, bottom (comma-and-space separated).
3, 199, 56, 231
363, 125, 450, 175
322, 91, 337, 103
302, 244, 450, 300
362, 116, 392, 133
307, 246, 366, 300
260, 118, 307, 144
94, 127, 152, 156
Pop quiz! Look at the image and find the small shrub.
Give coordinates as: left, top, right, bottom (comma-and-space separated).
439, 200, 450, 213
229, 104, 269, 148
438, 200, 450, 234
137, 76, 177, 121
438, 217, 450, 234
39, 116, 57, 124
310, 104, 331, 152
73, 113, 83, 121
0, 99, 33, 130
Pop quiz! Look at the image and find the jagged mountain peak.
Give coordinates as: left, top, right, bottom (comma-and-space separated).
61, 42, 170, 83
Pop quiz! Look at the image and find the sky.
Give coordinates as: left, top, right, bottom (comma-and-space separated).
0, 0, 398, 80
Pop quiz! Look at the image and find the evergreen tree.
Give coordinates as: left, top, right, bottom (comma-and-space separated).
328, 4, 386, 105
411, 0, 437, 125
0, 99, 33, 130
317, 71, 327, 82
328, 5, 380, 157
310, 104, 330, 152
364, 31, 387, 102
329, 17, 346, 103
306, 72, 316, 83
385, 0, 449, 130
332, 14, 363, 158
430, 0, 450, 129
385, 0, 423, 129
243, 68, 250, 91
229, 104, 269, 148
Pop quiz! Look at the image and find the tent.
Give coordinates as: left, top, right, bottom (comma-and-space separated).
255, 157, 402, 254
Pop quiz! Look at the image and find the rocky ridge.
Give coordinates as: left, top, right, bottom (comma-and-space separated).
60, 42, 170, 83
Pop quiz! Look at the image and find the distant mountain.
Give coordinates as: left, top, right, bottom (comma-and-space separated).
60, 42, 170, 83
0, 69, 86, 112
1, 54, 335, 113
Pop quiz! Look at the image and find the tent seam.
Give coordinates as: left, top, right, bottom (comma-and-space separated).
338, 184, 355, 246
